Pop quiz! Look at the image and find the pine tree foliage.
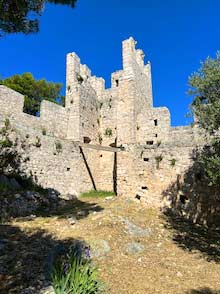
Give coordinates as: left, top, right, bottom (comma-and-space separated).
0, 0, 77, 36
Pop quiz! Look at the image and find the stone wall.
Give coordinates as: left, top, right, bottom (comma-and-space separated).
117, 142, 197, 204
0, 86, 68, 138
0, 37, 213, 224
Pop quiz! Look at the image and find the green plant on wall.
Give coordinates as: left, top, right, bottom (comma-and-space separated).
169, 158, 177, 167
155, 154, 163, 169
104, 128, 112, 137
0, 118, 11, 136
4, 118, 10, 129
55, 141, 62, 153
34, 136, 41, 148
42, 128, 46, 136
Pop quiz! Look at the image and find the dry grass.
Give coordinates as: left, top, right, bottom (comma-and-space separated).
1, 196, 220, 294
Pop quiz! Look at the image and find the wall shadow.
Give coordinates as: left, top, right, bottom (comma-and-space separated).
162, 146, 220, 262
0, 224, 86, 294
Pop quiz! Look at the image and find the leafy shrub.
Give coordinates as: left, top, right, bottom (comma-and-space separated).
51, 251, 103, 294
0, 182, 10, 192
198, 139, 220, 186
0, 137, 13, 148
0, 122, 23, 176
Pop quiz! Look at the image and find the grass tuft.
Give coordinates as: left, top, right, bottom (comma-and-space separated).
80, 190, 115, 198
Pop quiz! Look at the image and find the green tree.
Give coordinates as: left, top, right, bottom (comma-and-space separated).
0, 73, 64, 115
189, 52, 220, 186
0, 0, 77, 36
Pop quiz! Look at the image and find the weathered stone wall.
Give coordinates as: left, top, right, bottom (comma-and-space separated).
117, 142, 197, 203
0, 86, 68, 138
0, 37, 212, 220
0, 116, 110, 195
66, 53, 100, 143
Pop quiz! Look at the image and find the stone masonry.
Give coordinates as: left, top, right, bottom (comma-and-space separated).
0, 37, 205, 207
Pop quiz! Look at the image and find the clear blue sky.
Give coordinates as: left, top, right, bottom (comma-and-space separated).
0, 0, 219, 126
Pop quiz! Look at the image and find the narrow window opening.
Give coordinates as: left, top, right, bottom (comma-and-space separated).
135, 194, 141, 200
141, 186, 148, 190
115, 79, 119, 87
100, 154, 103, 158
154, 119, 158, 126
83, 137, 91, 144
143, 158, 149, 162
155, 134, 158, 137
67, 167, 70, 171
146, 141, 154, 145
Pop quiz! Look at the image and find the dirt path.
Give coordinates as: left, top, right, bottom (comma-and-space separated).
1, 196, 220, 294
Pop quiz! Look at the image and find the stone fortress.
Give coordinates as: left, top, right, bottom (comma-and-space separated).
0, 37, 203, 207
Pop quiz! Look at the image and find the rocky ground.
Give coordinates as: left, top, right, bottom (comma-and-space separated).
0, 195, 220, 294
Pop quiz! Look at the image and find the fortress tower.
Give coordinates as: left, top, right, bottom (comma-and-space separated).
65, 37, 171, 147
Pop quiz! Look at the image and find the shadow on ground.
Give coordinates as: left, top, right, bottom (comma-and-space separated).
0, 174, 104, 222
163, 210, 220, 262
162, 146, 220, 262
186, 288, 220, 294
0, 224, 87, 294
34, 197, 104, 220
